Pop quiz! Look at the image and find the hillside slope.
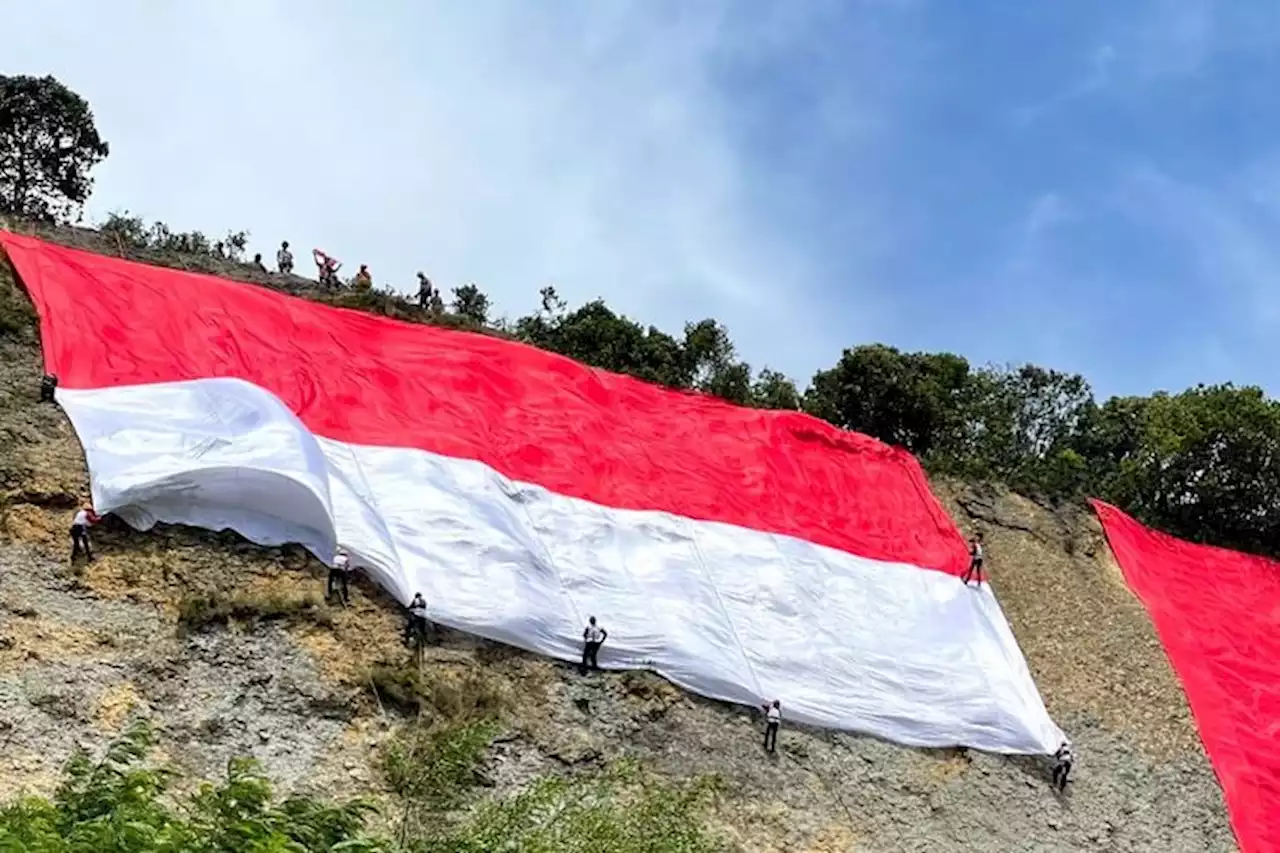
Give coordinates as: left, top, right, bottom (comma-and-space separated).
0, 225, 1237, 853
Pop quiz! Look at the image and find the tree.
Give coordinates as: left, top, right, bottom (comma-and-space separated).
948, 365, 1094, 490
538, 285, 566, 316
451, 284, 491, 326
525, 299, 691, 388
682, 319, 753, 404
751, 369, 802, 410
1104, 385, 1280, 554
806, 345, 971, 458
0, 75, 110, 222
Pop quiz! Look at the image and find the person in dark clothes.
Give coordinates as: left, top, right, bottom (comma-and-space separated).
70, 505, 100, 562
580, 616, 607, 674
403, 593, 431, 647
762, 699, 781, 753
961, 532, 985, 586
416, 272, 433, 310
1052, 740, 1074, 792
40, 374, 57, 403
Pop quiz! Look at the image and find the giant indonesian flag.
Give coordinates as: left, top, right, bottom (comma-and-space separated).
2, 233, 1063, 754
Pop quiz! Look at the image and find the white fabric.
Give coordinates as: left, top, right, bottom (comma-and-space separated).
56, 377, 1063, 754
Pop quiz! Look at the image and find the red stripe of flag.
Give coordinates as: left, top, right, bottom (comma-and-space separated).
3, 232, 967, 575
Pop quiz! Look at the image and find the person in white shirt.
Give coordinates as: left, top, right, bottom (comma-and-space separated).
327, 548, 352, 605
404, 593, 431, 647
1052, 740, 1074, 792
580, 616, 608, 674
761, 699, 782, 753
961, 532, 985, 587
70, 505, 101, 562
276, 241, 294, 274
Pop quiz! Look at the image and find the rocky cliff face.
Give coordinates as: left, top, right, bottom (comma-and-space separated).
0, 230, 1236, 852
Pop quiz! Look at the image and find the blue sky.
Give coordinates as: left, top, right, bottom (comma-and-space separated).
3, 0, 1278, 400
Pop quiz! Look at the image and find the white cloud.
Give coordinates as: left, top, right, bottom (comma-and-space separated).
0, 0, 876, 382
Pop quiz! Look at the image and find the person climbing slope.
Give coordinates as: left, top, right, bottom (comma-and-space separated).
39, 373, 57, 403
404, 592, 431, 647
70, 505, 101, 563
762, 699, 782, 753
580, 616, 607, 674
961, 532, 984, 587
1052, 740, 1074, 792
328, 547, 352, 606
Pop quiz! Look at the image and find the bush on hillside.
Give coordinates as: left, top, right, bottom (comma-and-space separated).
0, 716, 726, 852
0, 719, 385, 852
99, 211, 251, 263
380, 719, 727, 853
425, 759, 726, 853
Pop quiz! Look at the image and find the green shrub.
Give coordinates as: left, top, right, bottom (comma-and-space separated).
379, 721, 727, 853
0, 717, 725, 852
0, 719, 389, 852
423, 759, 727, 853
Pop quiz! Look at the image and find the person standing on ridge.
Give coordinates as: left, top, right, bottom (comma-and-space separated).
276, 241, 294, 274
70, 505, 101, 563
1052, 740, 1073, 792
328, 547, 352, 606
580, 616, 607, 674
354, 264, 372, 291
252, 253, 268, 273
416, 272, 433, 310
961, 532, 984, 587
404, 592, 431, 647
313, 249, 341, 288
762, 699, 782, 753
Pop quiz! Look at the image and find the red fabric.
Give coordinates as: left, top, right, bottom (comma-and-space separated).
3, 232, 967, 575
1092, 500, 1280, 853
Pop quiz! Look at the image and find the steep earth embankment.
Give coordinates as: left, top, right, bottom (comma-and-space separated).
0, 225, 1237, 852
